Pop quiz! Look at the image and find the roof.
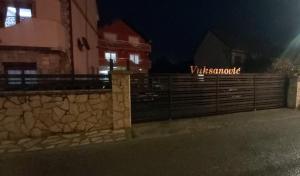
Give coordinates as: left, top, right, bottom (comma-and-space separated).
204, 29, 279, 56
99, 19, 150, 43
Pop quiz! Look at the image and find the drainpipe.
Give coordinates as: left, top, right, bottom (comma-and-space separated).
68, 0, 75, 75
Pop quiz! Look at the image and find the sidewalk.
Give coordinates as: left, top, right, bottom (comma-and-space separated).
132, 108, 300, 139
1, 108, 300, 176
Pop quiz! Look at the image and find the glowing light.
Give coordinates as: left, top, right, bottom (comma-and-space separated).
191, 66, 241, 75
281, 34, 300, 65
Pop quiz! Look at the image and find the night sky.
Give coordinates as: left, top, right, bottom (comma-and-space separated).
98, 0, 300, 64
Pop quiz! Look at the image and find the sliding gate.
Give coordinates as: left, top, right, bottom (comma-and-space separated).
131, 74, 287, 123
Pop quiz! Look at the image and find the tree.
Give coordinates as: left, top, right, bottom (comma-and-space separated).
271, 58, 296, 75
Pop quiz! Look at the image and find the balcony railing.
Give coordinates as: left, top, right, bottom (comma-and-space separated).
99, 39, 151, 52
0, 74, 111, 91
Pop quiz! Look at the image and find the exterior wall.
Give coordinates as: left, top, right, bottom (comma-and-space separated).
0, 49, 70, 74
194, 32, 232, 68
0, 0, 66, 50
99, 20, 151, 73
0, 91, 113, 141
0, 0, 100, 74
36, 0, 62, 22
0, 19, 66, 50
71, 0, 99, 74
0, 71, 131, 153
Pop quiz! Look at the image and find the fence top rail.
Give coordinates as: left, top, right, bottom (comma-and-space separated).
132, 73, 286, 76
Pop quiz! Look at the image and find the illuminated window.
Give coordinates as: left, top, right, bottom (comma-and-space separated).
105, 52, 117, 63
130, 54, 140, 64
4, 6, 32, 27
5, 63, 37, 85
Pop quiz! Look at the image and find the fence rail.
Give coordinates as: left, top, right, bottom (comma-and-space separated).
0, 74, 111, 91
131, 74, 287, 123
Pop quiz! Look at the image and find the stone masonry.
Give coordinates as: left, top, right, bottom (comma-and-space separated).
287, 77, 300, 109
0, 49, 71, 74
112, 71, 131, 129
0, 72, 131, 153
0, 91, 113, 141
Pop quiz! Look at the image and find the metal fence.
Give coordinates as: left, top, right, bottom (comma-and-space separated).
131, 74, 288, 123
0, 74, 111, 91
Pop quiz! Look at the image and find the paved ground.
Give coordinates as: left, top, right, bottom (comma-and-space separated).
2, 109, 300, 176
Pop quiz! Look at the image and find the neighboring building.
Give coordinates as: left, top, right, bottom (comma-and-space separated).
98, 20, 151, 74
0, 0, 99, 75
194, 31, 247, 69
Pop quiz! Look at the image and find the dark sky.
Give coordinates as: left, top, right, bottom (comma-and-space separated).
98, 0, 300, 63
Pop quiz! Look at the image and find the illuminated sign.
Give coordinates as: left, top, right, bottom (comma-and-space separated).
191, 66, 241, 75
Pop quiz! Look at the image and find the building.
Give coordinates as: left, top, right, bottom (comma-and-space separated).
98, 20, 151, 74
0, 0, 99, 75
194, 31, 248, 69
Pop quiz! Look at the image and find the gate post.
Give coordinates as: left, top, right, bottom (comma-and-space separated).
111, 71, 131, 129
287, 77, 300, 109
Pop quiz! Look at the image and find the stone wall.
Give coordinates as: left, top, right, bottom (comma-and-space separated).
0, 49, 71, 74
112, 71, 131, 129
0, 91, 112, 141
287, 77, 300, 109
0, 72, 131, 153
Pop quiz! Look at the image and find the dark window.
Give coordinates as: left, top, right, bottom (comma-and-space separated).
4, 63, 37, 85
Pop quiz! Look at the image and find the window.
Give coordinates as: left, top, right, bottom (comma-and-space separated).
4, 5, 32, 27
130, 54, 140, 64
105, 52, 117, 63
4, 63, 37, 85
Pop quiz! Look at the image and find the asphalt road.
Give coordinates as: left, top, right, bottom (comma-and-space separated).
1, 109, 300, 176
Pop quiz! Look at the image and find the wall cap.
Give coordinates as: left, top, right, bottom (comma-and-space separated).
111, 70, 131, 75
0, 89, 111, 97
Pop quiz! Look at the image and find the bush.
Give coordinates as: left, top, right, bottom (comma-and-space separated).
271, 58, 296, 75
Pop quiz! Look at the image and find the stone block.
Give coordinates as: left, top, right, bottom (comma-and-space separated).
0, 131, 8, 140
61, 99, 69, 111
54, 107, 65, 118
3, 116, 19, 125
79, 104, 86, 113
31, 128, 42, 137
5, 108, 23, 116
69, 104, 79, 115
75, 95, 88, 103
61, 115, 74, 123
9, 97, 20, 105
30, 100, 41, 108
78, 112, 91, 121
67, 95, 76, 103
22, 103, 32, 111
4, 101, 18, 109
29, 96, 40, 101
63, 125, 72, 133
24, 112, 35, 130
43, 102, 56, 109
0, 97, 5, 108
41, 95, 52, 103
89, 94, 99, 99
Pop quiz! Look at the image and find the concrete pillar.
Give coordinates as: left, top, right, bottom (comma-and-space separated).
111, 71, 131, 129
287, 77, 300, 109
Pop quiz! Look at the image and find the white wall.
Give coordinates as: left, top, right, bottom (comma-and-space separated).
0, 0, 66, 50
71, 0, 99, 74
0, 19, 66, 50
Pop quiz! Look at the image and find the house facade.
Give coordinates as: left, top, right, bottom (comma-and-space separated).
98, 20, 151, 74
194, 31, 247, 69
0, 0, 99, 75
